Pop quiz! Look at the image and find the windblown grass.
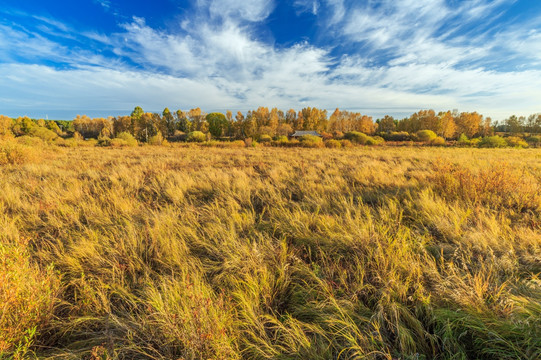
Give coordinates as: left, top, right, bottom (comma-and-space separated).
0, 144, 539, 359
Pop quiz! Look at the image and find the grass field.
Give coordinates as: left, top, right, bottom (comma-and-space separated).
1, 144, 540, 359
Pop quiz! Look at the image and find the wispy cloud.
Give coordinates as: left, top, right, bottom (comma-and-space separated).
0, 0, 540, 120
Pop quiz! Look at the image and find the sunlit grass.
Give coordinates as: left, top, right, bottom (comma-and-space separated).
0, 144, 539, 359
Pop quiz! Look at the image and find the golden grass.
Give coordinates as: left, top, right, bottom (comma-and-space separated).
0, 144, 540, 359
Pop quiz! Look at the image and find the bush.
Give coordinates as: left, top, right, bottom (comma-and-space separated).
344, 131, 369, 144
525, 135, 541, 147
56, 138, 79, 148
340, 139, 353, 148
320, 131, 333, 140
272, 136, 290, 147
16, 136, 45, 147
506, 136, 528, 148
148, 132, 165, 146
229, 140, 246, 148
416, 130, 437, 142
28, 127, 59, 143
430, 136, 446, 146
457, 133, 470, 146
478, 136, 507, 148
81, 139, 98, 147
300, 134, 323, 148
325, 139, 341, 148
0, 140, 37, 165
116, 132, 138, 147
259, 134, 272, 143
384, 131, 412, 141
366, 136, 385, 145
97, 138, 112, 147
186, 131, 207, 143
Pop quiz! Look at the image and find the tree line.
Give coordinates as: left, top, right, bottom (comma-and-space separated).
1, 107, 540, 143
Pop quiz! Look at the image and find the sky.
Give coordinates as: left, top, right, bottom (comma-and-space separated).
0, 0, 540, 121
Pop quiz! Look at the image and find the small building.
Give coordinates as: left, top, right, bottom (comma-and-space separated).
290, 130, 321, 138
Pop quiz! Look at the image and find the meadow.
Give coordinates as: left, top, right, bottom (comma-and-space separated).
0, 142, 540, 359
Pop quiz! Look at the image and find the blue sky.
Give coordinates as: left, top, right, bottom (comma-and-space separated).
1, 0, 540, 120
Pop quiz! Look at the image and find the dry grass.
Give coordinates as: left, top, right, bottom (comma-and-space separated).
0, 144, 540, 359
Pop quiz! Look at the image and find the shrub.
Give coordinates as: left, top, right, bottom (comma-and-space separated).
56, 138, 79, 148
16, 136, 45, 147
81, 139, 98, 147
148, 132, 165, 146
478, 136, 507, 148
366, 136, 385, 145
300, 134, 323, 148
116, 132, 138, 147
505, 136, 528, 148
72, 131, 84, 141
525, 135, 541, 147
186, 131, 207, 143
325, 139, 341, 148
259, 134, 272, 143
385, 131, 412, 141
344, 131, 370, 144
97, 138, 111, 147
272, 136, 290, 147
229, 140, 246, 148
109, 138, 128, 147
0, 140, 36, 165
430, 136, 446, 146
457, 133, 470, 146
28, 127, 59, 143
340, 139, 353, 148
416, 130, 437, 142
320, 131, 333, 140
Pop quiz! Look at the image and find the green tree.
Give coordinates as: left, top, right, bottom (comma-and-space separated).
206, 112, 229, 138
505, 115, 523, 134
162, 108, 175, 136
131, 106, 144, 120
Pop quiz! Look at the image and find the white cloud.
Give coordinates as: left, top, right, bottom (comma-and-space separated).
203, 0, 274, 22
0, 0, 540, 121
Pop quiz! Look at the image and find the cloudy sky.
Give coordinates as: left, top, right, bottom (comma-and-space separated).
1, 0, 540, 120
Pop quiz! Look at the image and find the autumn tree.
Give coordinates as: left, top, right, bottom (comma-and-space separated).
455, 112, 483, 138
285, 109, 297, 126
133, 113, 165, 142
113, 116, 133, 136
298, 107, 328, 131
243, 111, 257, 138
377, 115, 396, 132
188, 108, 207, 132
11, 116, 36, 136
73, 115, 112, 139
0, 115, 13, 137
437, 111, 457, 139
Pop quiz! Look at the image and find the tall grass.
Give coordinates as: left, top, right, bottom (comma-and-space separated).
0, 145, 539, 359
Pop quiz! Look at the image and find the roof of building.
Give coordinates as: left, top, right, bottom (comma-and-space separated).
290, 130, 321, 137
